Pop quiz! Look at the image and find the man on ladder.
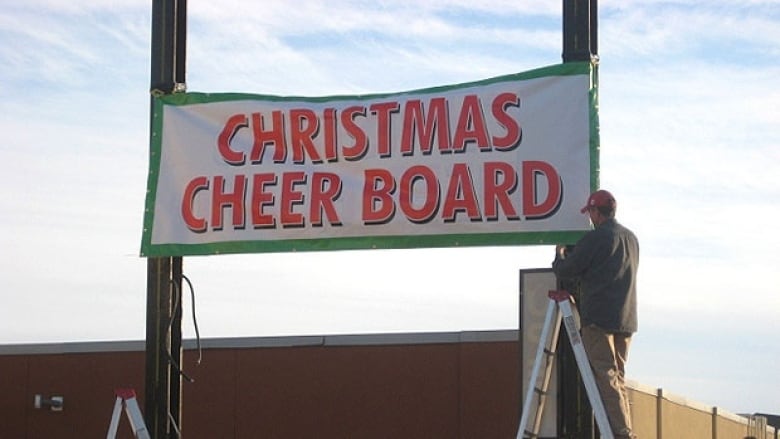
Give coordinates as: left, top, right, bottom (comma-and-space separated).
553, 189, 639, 439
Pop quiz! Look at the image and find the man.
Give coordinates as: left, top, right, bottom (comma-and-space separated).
552, 189, 639, 439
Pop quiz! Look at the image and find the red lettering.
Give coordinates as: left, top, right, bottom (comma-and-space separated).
211, 175, 247, 230
181, 176, 210, 232
483, 161, 519, 220
250, 111, 287, 163
442, 163, 480, 221
369, 101, 400, 157
341, 106, 368, 160
217, 114, 248, 165
310, 172, 342, 226
452, 94, 490, 152
250, 173, 277, 228
323, 108, 338, 162
289, 109, 322, 164
401, 97, 450, 155
491, 92, 522, 151
362, 169, 396, 224
399, 165, 439, 223
522, 160, 562, 219
280, 171, 307, 227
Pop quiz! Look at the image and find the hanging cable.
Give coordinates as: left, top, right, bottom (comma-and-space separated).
167, 279, 194, 383
165, 273, 202, 377
168, 411, 182, 437
182, 274, 202, 365
166, 273, 202, 438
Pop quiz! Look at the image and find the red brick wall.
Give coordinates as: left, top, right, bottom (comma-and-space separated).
0, 350, 144, 439
0, 334, 520, 439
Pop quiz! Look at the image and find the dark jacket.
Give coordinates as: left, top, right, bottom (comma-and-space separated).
552, 218, 639, 333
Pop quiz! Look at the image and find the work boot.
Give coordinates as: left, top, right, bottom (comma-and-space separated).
614, 427, 637, 439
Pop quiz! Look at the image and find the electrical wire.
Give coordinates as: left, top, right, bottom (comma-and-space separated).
168, 412, 182, 437
165, 279, 186, 439
182, 274, 202, 364
166, 273, 202, 379
167, 279, 194, 384
165, 274, 202, 438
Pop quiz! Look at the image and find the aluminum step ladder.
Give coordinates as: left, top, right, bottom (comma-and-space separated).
107, 388, 151, 439
516, 290, 614, 439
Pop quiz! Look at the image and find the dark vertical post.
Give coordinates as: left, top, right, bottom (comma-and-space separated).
556, 278, 594, 438
145, 257, 173, 438
167, 3, 187, 432
563, 0, 598, 63
169, 256, 184, 434
147, 0, 186, 437
560, 1, 598, 438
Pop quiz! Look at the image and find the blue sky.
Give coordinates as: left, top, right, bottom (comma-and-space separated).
1, 0, 779, 415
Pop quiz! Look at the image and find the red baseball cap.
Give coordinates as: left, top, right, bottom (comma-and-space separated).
580, 189, 616, 213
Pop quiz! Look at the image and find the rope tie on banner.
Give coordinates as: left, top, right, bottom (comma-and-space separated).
150, 82, 187, 97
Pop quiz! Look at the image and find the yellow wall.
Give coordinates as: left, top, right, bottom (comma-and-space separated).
628, 383, 775, 439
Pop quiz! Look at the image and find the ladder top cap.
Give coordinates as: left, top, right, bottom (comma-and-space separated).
548, 289, 572, 302
114, 388, 137, 399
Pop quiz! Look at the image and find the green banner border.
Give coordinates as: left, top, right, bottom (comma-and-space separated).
141, 62, 598, 257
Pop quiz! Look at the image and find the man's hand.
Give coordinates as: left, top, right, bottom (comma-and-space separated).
556, 244, 567, 259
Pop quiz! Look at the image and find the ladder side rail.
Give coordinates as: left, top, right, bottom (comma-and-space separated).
531, 308, 563, 435
106, 397, 124, 439
558, 299, 615, 439
107, 390, 151, 439
124, 396, 152, 439
516, 298, 558, 439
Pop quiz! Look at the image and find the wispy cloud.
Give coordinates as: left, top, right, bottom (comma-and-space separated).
0, 0, 778, 414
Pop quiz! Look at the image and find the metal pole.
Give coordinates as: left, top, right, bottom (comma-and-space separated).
170, 256, 184, 434
560, 1, 597, 437
563, 0, 598, 63
146, 0, 186, 437
145, 257, 173, 439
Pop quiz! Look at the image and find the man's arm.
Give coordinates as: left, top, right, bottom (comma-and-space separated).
552, 234, 596, 279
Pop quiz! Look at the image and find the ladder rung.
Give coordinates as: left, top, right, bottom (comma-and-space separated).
523, 430, 539, 438
533, 387, 547, 396
543, 348, 556, 356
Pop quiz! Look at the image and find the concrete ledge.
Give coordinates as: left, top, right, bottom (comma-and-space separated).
626, 379, 657, 396
0, 329, 520, 355
0, 340, 145, 355
660, 387, 714, 413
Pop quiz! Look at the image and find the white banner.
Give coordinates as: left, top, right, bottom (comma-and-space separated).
141, 63, 598, 256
